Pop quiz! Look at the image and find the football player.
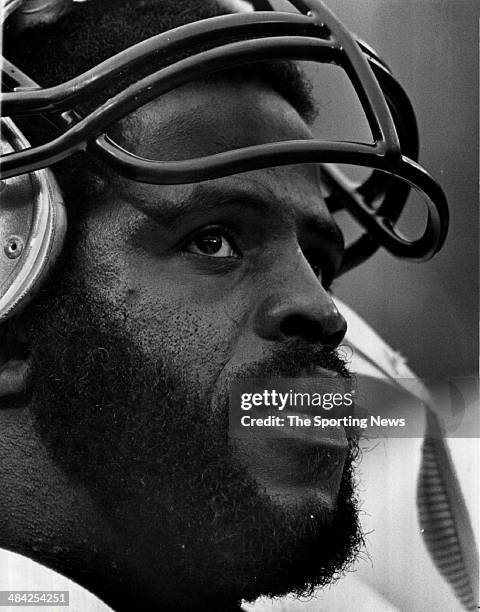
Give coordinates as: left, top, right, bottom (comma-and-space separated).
1, 1, 474, 611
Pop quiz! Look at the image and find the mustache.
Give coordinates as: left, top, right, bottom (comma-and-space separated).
231, 344, 351, 382
212, 343, 354, 413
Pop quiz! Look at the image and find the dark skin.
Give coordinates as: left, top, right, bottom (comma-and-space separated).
0, 79, 360, 611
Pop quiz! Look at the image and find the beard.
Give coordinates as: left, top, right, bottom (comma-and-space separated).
24, 256, 363, 610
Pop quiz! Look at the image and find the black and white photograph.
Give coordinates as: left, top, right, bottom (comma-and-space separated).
0, 0, 478, 610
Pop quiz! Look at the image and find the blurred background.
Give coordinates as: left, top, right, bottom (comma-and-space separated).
321, 0, 478, 382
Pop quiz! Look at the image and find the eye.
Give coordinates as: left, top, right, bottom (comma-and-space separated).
184, 228, 239, 258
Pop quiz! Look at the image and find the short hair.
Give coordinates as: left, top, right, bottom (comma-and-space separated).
4, 0, 316, 222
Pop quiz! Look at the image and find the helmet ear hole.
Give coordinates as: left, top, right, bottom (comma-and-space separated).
0, 118, 66, 324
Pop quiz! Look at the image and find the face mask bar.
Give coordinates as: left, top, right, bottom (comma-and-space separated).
1, 0, 449, 274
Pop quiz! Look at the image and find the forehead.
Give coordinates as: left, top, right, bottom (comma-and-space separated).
118, 78, 314, 158
106, 78, 333, 227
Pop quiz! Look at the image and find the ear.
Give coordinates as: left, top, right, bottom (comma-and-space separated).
0, 322, 30, 398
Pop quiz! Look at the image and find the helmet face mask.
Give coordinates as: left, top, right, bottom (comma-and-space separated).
0, 0, 449, 323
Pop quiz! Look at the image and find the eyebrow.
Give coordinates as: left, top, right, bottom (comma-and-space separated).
134, 182, 344, 249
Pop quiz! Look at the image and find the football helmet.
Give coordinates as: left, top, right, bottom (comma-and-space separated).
0, 0, 449, 323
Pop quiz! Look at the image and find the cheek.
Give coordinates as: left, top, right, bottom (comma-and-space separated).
77, 216, 249, 381
122, 291, 243, 382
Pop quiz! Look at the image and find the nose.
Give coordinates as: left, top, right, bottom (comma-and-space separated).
253, 257, 347, 348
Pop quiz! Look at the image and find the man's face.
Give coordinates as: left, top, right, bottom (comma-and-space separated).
27, 79, 361, 608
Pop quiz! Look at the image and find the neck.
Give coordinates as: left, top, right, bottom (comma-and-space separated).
0, 406, 119, 600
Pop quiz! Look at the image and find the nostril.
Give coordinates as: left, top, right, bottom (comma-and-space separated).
280, 314, 324, 343
279, 313, 346, 346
